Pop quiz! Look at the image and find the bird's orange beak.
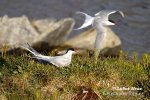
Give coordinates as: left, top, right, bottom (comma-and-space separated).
73, 49, 77, 54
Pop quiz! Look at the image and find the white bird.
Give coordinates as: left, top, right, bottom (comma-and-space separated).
22, 43, 76, 67
75, 10, 124, 56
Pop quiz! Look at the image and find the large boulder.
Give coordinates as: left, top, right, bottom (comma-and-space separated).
63, 28, 122, 56
0, 15, 121, 56
0, 15, 39, 51
31, 18, 57, 34
32, 18, 75, 49
0, 16, 75, 52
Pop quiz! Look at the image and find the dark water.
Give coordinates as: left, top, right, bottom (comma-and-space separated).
0, 0, 150, 55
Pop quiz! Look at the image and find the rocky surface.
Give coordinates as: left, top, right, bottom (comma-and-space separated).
32, 18, 75, 49
0, 16, 75, 52
63, 28, 121, 56
0, 15, 39, 51
0, 14, 121, 56
0, 0, 150, 55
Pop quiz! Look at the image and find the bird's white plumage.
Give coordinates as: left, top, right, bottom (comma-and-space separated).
75, 10, 124, 30
22, 44, 75, 67
75, 10, 124, 55
74, 12, 94, 30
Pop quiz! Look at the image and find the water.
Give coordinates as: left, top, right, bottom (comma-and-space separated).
0, 0, 150, 55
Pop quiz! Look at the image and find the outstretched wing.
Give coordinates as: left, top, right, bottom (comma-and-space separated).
74, 12, 94, 30
95, 10, 124, 19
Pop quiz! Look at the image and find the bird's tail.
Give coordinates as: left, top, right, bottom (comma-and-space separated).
74, 11, 94, 30
21, 43, 41, 57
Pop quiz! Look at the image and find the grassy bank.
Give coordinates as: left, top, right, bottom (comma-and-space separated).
0, 52, 149, 100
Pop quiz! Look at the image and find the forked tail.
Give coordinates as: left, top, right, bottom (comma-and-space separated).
21, 43, 41, 57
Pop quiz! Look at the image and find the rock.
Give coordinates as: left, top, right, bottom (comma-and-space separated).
63, 28, 122, 56
0, 0, 149, 55
0, 14, 120, 56
32, 18, 75, 49
0, 15, 39, 51
64, 29, 95, 50
31, 18, 58, 34
0, 16, 75, 52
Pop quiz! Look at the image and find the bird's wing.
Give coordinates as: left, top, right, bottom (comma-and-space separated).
106, 10, 124, 18
74, 11, 94, 30
32, 56, 53, 63
95, 10, 124, 18
49, 56, 70, 67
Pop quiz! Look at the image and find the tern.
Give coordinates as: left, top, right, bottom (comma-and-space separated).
75, 10, 124, 57
22, 43, 76, 67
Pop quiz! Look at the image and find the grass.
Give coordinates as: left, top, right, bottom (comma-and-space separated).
0, 51, 149, 100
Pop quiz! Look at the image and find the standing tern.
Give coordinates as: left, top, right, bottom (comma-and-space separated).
22, 43, 76, 67
75, 10, 124, 57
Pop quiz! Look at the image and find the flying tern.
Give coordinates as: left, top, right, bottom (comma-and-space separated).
22, 43, 76, 67
75, 10, 124, 57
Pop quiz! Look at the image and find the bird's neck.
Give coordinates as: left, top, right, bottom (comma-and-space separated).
94, 25, 107, 53
65, 52, 73, 58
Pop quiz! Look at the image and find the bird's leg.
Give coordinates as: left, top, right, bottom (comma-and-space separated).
94, 32, 104, 62
94, 48, 100, 64
93, 24, 106, 62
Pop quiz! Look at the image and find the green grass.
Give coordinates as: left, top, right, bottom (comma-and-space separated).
0, 51, 149, 100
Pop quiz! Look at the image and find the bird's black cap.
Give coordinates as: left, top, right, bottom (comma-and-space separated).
66, 48, 75, 53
